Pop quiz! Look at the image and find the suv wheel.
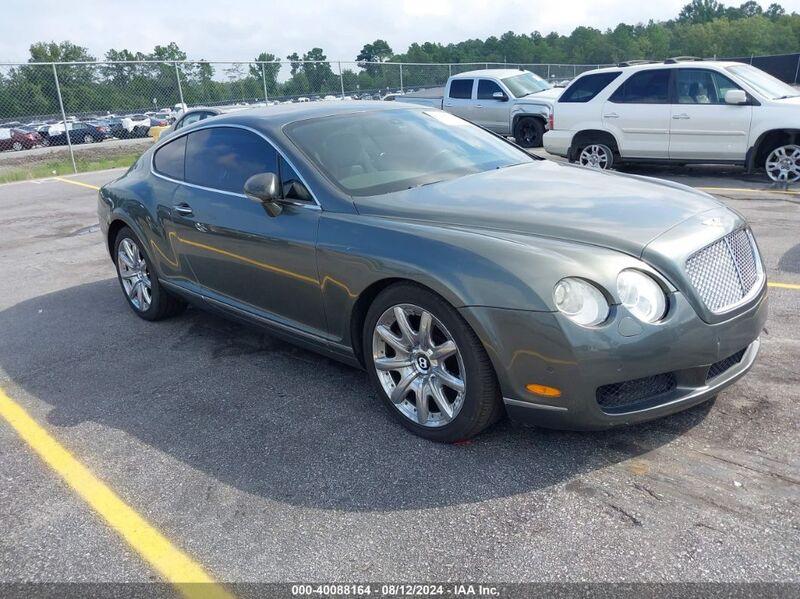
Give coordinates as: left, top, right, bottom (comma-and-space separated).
514, 117, 544, 148
364, 283, 503, 442
83, 134, 94, 144
577, 143, 614, 170
765, 144, 800, 183
11, 141, 23, 151
114, 227, 186, 321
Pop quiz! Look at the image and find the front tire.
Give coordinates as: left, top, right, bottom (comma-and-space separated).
513, 117, 544, 148
765, 144, 800, 183
114, 227, 186, 321
363, 283, 502, 442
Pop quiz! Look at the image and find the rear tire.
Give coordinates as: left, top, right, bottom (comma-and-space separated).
576, 143, 614, 170
113, 226, 186, 321
363, 283, 503, 442
514, 117, 544, 149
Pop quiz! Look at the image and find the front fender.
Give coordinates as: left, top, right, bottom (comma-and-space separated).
317, 212, 659, 347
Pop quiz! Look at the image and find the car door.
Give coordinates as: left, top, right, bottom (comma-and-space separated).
444, 78, 475, 121
669, 68, 753, 161
475, 79, 509, 133
604, 69, 672, 158
169, 125, 326, 334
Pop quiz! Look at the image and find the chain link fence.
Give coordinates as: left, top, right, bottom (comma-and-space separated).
2, 54, 799, 173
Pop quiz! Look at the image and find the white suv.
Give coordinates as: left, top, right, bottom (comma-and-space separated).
544, 59, 800, 182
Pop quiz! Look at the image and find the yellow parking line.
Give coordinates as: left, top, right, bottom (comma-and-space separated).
769, 281, 800, 290
53, 176, 101, 191
0, 388, 233, 599
698, 186, 800, 196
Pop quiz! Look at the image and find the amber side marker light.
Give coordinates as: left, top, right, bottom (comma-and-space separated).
526, 384, 562, 398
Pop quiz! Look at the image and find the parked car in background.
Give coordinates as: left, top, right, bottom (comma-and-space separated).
544, 58, 800, 182
148, 114, 170, 127
121, 114, 151, 138
158, 106, 248, 139
99, 102, 765, 442
47, 121, 111, 145
395, 69, 561, 147
0, 127, 44, 151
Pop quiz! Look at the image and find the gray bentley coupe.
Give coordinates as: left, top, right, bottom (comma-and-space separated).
98, 102, 767, 442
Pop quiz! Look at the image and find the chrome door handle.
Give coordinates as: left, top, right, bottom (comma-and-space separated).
604, 113, 619, 119
173, 203, 193, 216
672, 113, 690, 119
444, 103, 453, 107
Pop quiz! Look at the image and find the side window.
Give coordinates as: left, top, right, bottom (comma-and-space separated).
279, 156, 312, 202
449, 79, 474, 99
477, 79, 503, 100
677, 69, 715, 104
184, 127, 277, 194
559, 72, 622, 103
153, 135, 186, 180
609, 69, 670, 104
176, 112, 202, 130
712, 71, 743, 102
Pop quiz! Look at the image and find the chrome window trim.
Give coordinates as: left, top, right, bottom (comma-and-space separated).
150, 122, 322, 210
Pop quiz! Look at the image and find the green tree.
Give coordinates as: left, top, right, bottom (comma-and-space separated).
678, 0, 725, 23
249, 52, 281, 94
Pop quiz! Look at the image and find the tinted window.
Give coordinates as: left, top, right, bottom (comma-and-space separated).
153, 135, 186, 180
279, 156, 312, 202
477, 79, 503, 100
676, 69, 743, 104
176, 112, 205, 130
184, 127, 277, 193
286, 109, 531, 196
609, 70, 670, 104
559, 72, 621, 103
449, 79, 473, 99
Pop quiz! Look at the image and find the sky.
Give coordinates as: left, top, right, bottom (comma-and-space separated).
2, 0, 799, 64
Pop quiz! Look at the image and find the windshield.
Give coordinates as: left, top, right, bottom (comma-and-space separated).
502, 72, 552, 97
286, 109, 531, 197
727, 65, 800, 99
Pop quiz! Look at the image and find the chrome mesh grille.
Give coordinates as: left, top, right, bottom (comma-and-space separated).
685, 229, 761, 313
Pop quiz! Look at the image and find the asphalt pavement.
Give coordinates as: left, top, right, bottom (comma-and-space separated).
0, 164, 798, 591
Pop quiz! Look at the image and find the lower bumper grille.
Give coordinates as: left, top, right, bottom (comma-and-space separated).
706, 348, 746, 382
596, 373, 677, 410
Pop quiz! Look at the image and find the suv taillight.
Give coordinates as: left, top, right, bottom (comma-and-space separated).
548, 111, 554, 130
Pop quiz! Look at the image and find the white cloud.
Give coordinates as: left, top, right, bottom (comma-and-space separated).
1, 0, 799, 63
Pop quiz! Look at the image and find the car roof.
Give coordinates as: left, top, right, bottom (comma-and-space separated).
200, 101, 416, 132
587, 60, 744, 76
451, 68, 529, 79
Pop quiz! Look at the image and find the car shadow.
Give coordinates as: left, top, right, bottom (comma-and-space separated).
0, 279, 713, 513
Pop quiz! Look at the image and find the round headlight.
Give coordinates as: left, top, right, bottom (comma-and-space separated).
616, 269, 667, 323
553, 278, 609, 327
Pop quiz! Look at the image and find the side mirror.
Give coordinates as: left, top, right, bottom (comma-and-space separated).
492, 91, 508, 102
244, 172, 282, 217
725, 89, 747, 105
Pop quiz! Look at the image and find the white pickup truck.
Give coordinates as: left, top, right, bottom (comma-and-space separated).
394, 69, 561, 147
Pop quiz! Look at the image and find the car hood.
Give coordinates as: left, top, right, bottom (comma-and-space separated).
529, 87, 562, 99
353, 161, 724, 257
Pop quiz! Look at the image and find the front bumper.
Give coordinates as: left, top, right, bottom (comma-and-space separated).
460, 286, 768, 430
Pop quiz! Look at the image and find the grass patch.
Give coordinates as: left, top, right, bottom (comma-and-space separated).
0, 152, 140, 184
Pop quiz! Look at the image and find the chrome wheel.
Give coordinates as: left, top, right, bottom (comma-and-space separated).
12, 141, 22, 151
578, 144, 612, 169
372, 303, 466, 428
765, 144, 800, 183
83, 135, 94, 144
117, 238, 151, 311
